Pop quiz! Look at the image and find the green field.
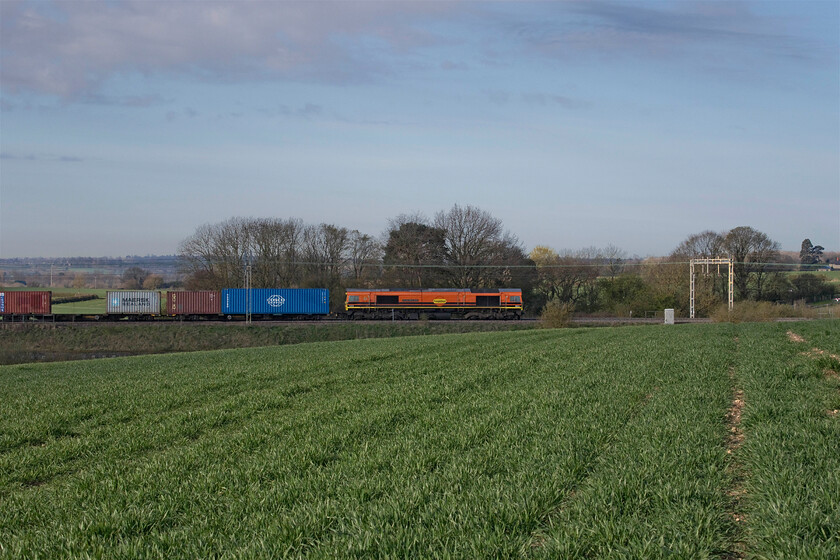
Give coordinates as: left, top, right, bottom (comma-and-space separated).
0, 322, 536, 365
1, 322, 838, 558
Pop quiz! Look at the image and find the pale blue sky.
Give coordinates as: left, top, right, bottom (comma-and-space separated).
1, 0, 838, 258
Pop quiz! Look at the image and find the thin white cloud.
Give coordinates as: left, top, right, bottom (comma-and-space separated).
1, 1, 831, 100
0, 0, 460, 97
508, 0, 824, 65
0, 151, 83, 162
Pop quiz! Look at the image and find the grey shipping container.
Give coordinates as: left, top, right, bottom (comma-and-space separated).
221, 289, 329, 316
107, 290, 161, 315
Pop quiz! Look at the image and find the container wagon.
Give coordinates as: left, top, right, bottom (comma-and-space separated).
221, 288, 330, 319
0, 291, 52, 319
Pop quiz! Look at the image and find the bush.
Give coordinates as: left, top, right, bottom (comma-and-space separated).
540, 300, 574, 328
710, 301, 815, 323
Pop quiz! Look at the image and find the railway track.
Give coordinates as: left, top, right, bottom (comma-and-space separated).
1, 316, 717, 328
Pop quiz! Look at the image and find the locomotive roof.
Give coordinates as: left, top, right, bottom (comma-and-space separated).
345, 288, 522, 293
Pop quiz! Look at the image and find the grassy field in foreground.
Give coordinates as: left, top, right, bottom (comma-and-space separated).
1, 322, 838, 558
0, 322, 535, 365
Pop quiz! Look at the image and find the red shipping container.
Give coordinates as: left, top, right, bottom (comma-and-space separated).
166, 291, 221, 316
0, 291, 52, 315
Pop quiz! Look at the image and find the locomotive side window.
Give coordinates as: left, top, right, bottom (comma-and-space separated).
348, 295, 360, 303
510, 296, 521, 303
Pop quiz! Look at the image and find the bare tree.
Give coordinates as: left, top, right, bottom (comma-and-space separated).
301, 223, 349, 288
177, 218, 250, 289
348, 230, 382, 284
722, 226, 780, 299
121, 266, 149, 289
142, 274, 164, 289
433, 204, 503, 288
670, 226, 782, 302
72, 272, 88, 289
530, 246, 601, 309
670, 230, 728, 305
671, 230, 724, 260
429, 204, 531, 289
601, 244, 627, 279
249, 218, 304, 288
213, 217, 251, 288
178, 223, 220, 289
382, 214, 447, 288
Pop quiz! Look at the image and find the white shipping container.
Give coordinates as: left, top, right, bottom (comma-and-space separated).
107, 291, 161, 315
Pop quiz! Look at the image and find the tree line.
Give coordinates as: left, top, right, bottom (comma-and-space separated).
176, 206, 836, 316
176, 206, 536, 309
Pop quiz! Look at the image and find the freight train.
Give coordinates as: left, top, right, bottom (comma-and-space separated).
0, 288, 523, 321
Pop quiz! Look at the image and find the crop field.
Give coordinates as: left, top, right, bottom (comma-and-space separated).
1, 321, 838, 558
0, 322, 536, 365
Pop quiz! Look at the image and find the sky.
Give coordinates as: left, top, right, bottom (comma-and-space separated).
1, 0, 838, 259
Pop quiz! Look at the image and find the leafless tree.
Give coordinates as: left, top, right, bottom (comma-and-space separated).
301, 223, 349, 288
722, 226, 780, 299
670, 230, 728, 304
432, 204, 511, 288
348, 230, 382, 284
601, 244, 627, 279
178, 223, 221, 289
530, 246, 601, 309
121, 266, 150, 289
178, 217, 264, 289
249, 218, 304, 288
382, 214, 447, 288
210, 217, 251, 288
671, 230, 724, 260
142, 274, 164, 289
669, 226, 781, 303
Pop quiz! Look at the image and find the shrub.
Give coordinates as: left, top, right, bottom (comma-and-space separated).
540, 300, 574, 328
710, 301, 815, 323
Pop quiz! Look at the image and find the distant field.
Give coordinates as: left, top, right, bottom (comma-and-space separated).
821, 269, 840, 283
1, 322, 838, 558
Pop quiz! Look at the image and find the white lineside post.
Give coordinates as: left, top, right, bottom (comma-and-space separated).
690, 259, 695, 319
245, 264, 252, 325
690, 257, 734, 319
727, 259, 734, 313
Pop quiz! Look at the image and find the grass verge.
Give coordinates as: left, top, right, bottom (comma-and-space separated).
0, 322, 535, 365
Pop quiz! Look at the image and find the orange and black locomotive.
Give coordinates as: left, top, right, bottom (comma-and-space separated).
345, 288, 523, 320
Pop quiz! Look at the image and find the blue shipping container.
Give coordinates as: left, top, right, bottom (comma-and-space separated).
221, 289, 330, 315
